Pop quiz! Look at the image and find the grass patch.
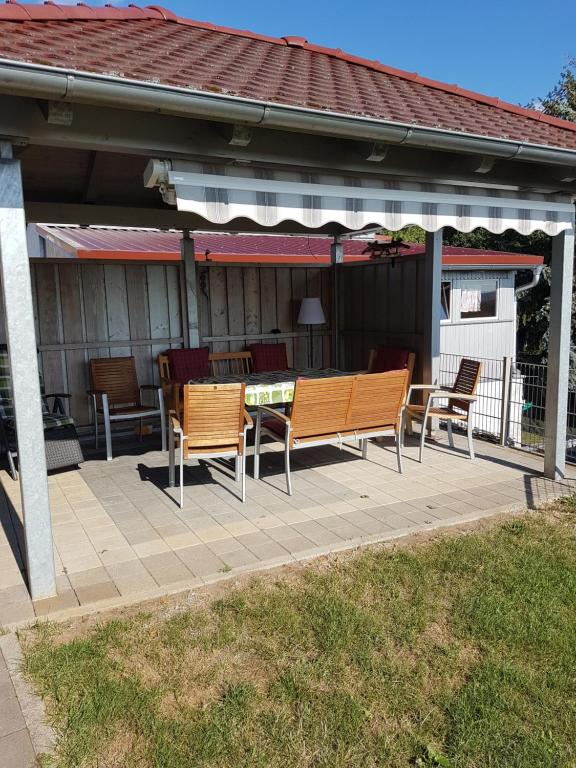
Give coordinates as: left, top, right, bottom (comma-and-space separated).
22, 505, 576, 767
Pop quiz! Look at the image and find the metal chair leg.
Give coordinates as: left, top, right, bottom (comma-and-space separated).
241, 450, 246, 502
447, 419, 454, 448
467, 417, 475, 460
179, 439, 184, 509
102, 394, 113, 461
235, 455, 241, 482
7, 448, 17, 481
254, 410, 261, 480
396, 430, 403, 474
361, 439, 368, 459
168, 425, 175, 488
158, 389, 166, 452
285, 441, 292, 496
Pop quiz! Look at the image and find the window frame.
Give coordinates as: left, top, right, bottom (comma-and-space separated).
457, 278, 499, 322
440, 279, 452, 323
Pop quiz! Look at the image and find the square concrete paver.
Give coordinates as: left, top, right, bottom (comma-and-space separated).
0, 728, 36, 768
140, 551, 194, 586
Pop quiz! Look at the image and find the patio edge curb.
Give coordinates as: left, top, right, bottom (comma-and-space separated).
2, 498, 534, 632
0, 632, 55, 760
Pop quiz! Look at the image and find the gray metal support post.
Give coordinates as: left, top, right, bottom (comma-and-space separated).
330, 236, 343, 369
544, 227, 575, 479
423, 230, 443, 432
0, 142, 56, 599
181, 230, 200, 348
499, 356, 512, 446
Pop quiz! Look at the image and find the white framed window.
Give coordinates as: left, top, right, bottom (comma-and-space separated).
440, 280, 451, 322
459, 279, 498, 320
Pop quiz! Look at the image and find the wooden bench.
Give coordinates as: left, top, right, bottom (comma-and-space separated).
253, 369, 409, 495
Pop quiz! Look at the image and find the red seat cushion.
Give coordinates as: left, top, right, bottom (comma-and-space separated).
249, 343, 288, 373
372, 346, 410, 373
167, 347, 210, 384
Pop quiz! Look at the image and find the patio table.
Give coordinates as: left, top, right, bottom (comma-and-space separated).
188, 368, 350, 406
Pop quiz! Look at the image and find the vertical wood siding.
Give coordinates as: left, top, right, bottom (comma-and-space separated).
0, 261, 332, 426
339, 258, 426, 376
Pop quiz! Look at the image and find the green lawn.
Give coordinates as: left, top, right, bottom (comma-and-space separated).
22, 502, 576, 768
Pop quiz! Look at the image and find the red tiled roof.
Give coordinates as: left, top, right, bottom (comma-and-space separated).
37, 226, 544, 267
1, 3, 576, 150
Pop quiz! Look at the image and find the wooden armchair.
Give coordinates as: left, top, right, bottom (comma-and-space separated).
404, 358, 482, 462
168, 383, 253, 508
88, 356, 166, 461
254, 370, 408, 495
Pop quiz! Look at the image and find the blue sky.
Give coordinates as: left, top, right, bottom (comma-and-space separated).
147, 0, 575, 106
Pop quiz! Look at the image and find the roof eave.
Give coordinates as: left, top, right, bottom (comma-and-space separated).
2, 58, 576, 168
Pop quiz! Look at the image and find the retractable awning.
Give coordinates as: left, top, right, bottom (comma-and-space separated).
144, 159, 575, 236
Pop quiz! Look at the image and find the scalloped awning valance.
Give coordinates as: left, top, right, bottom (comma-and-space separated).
144, 160, 575, 236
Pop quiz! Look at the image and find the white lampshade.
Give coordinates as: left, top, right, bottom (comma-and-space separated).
298, 297, 325, 325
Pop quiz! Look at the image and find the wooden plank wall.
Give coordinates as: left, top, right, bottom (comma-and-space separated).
0, 261, 333, 427
338, 257, 425, 377
197, 264, 333, 369
0, 261, 184, 426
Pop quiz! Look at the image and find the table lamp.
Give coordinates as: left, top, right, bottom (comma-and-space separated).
298, 297, 325, 369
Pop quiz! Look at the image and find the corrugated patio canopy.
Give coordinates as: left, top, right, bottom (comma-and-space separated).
145, 160, 575, 236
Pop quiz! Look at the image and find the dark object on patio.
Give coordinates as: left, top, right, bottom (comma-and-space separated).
248, 342, 288, 373
404, 357, 482, 461
88, 356, 166, 461
169, 382, 253, 508
0, 351, 84, 479
254, 369, 408, 495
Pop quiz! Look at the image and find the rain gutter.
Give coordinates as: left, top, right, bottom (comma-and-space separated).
2, 59, 576, 168
515, 265, 544, 296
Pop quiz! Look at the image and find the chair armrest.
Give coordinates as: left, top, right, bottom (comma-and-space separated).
257, 405, 290, 423
244, 410, 254, 429
408, 384, 443, 391
87, 389, 105, 397
140, 384, 161, 391
171, 415, 183, 433
437, 392, 477, 402
44, 392, 71, 399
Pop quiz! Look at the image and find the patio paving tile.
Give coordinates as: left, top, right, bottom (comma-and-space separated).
105, 560, 157, 596
0, 728, 38, 768
33, 589, 80, 617
74, 581, 120, 605
175, 545, 226, 578
140, 551, 194, 585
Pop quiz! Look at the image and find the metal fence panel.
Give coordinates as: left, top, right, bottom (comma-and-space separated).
439, 352, 576, 463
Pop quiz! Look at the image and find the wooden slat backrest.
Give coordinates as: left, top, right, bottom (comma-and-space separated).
90, 356, 140, 407
290, 375, 356, 441
289, 371, 409, 444
348, 370, 409, 431
157, 352, 181, 415
450, 358, 482, 413
182, 383, 245, 456
209, 351, 253, 377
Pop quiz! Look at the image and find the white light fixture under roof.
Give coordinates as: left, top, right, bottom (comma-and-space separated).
298, 298, 325, 369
